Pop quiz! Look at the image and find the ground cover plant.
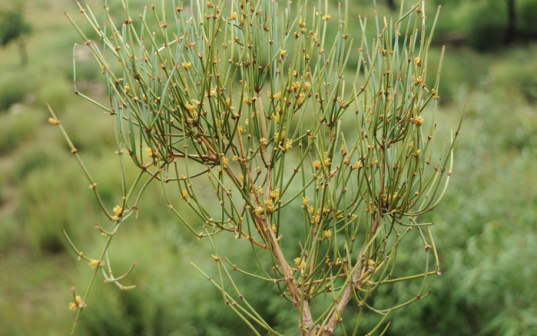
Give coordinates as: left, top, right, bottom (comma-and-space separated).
49, 0, 464, 335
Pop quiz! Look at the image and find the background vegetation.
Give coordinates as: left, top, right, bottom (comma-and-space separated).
0, 0, 536, 335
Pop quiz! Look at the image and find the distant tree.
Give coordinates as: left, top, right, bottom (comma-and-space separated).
0, 4, 31, 66
505, 0, 516, 44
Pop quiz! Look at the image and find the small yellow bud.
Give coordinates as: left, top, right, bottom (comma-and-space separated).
222, 157, 229, 165
303, 196, 310, 206
313, 160, 322, 170
324, 230, 332, 239
280, 49, 286, 57
324, 158, 331, 167
270, 189, 280, 199
48, 118, 60, 125
414, 116, 424, 126
69, 302, 78, 311
353, 161, 362, 169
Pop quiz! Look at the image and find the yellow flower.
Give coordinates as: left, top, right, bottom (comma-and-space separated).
231, 12, 237, 20
414, 115, 424, 126
313, 160, 322, 170
322, 14, 331, 21
324, 230, 332, 239
294, 257, 301, 267
324, 158, 331, 167
69, 302, 78, 311
304, 82, 311, 91
222, 157, 229, 165
48, 118, 60, 125
182, 189, 188, 198
233, 155, 238, 161
75, 296, 82, 305
274, 115, 280, 124
303, 196, 310, 206
353, 161, 362, 169
308, 206, 314, 215
273, 91, 281, 100
415, 57, 421, 66
300, 261, 306, 269
272, 225, 277, 233
239, 173, 244, 182
181, 62, 193, 70
255, 206, 264, 216
124, 84, 130, 91
275, 130, 286, 141
270, 189, 280, 199
264, 199, 275, 213
185, 103, 195, 112
113, 205, 122, 216
285, 138, 293, 150
280, 49, 286, 58
88, 259, 100, 269
297, 93, 305, 106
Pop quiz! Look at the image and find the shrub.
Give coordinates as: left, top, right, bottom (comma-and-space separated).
51, 1, 463, 335
0, 110, 39, 154
38, 79, 71, 112
0, 69, 36, 111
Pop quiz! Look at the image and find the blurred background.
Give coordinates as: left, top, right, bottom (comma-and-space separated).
0, 0, 536, 335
